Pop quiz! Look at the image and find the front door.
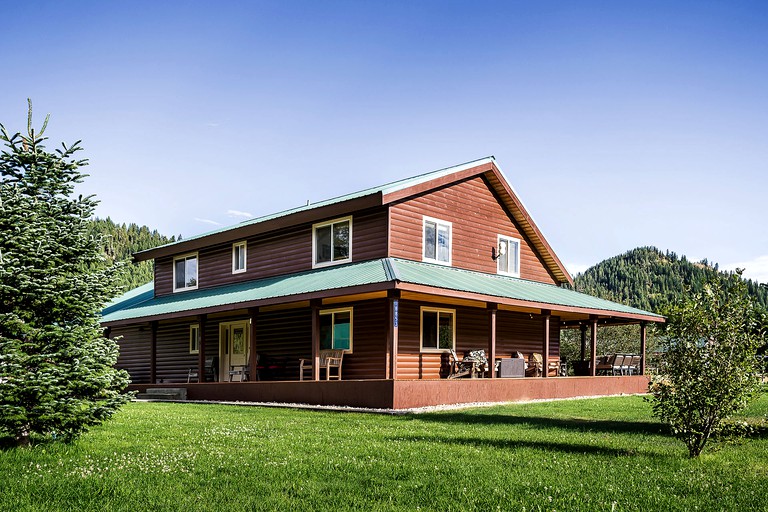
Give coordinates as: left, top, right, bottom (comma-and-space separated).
219, 321, 249, 381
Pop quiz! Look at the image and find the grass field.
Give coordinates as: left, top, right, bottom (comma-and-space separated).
1, 394, 767, 511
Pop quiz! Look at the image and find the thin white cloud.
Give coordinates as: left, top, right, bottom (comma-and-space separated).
722, 255, 768, 284
227, 209, 254, 219
194, 217, 222, 226
565, 262, 591, 276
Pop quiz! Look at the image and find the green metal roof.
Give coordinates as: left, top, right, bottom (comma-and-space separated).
101, 257, 663, 324
137, 157, 496, 254
392, 259, 663, 319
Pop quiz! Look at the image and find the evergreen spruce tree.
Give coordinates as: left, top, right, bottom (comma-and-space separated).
0, 102, 131, 446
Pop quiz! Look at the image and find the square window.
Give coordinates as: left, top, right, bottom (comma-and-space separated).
423, 217, 451, 265
420, 307, 455, 351
319, 308, 353, 351
232, 241, 247, 274
313, 217, 352, 268
497, 235, 520, 277
173, 254, 198, 291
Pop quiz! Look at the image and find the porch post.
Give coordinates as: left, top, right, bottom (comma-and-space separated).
542, 310, 551, 378
580, 324, 587, 361
640, 322, 647, 375
150, 321, 157, 384
590, 316, 598, 377
488, 304, 498, 379
249, 307, 258, 381
311, 299, 321, 381
387, 290, 400, 380
198, 314, 207, 381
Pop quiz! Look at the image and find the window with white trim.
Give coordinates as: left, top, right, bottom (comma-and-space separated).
173, 253, 198, 291
497, 235, 521, 277
232, 241, 247, 274
189, 324, 200, 354
420, 307, 455, 351
313, 217, 352, 268
423, 217, 451, 265
320, 307, 353, 352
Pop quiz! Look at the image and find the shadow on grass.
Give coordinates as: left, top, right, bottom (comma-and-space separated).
393, 433, 650, 458
410, 412, 669, 437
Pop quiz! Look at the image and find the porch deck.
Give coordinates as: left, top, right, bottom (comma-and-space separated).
128, 375, 651, 410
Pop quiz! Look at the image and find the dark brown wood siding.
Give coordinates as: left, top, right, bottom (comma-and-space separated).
496, 311, 560, 358
255, 308, 312, 381
155, 322, 198, 383
389, 176, 558, 284
395, 300, 560, 379
113, 325, 151, 384
153, 209, 388, 297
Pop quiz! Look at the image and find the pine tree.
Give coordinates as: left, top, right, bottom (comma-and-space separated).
0, 102, 131, 446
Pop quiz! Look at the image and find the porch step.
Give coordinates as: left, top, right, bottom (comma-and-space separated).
136, 387, 188, 401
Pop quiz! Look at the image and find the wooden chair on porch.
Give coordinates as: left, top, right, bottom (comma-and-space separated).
526, 353, 543, 377
187, 357, 218, 383
299, 349, 344, 381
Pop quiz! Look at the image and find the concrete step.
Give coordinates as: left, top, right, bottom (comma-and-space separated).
136, 387, 187, 401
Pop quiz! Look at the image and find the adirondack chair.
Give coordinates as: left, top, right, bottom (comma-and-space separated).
525, 353, 543, 377
447, 349, 489, 379
299, 349, 344, 381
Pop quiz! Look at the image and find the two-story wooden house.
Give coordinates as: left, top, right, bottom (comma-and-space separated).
102, 157, 663, 409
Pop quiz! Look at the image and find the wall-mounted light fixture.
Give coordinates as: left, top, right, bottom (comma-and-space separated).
491, 241, 507, 261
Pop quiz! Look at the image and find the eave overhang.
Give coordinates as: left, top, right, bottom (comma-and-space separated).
102, 258, 662, 327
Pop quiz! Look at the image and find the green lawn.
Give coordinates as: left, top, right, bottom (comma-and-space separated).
2, 394, 767, 511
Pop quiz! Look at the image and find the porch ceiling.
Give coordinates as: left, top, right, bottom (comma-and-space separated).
102, 258, 664, 326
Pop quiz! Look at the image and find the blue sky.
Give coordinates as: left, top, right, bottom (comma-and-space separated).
2, 1, 767, 282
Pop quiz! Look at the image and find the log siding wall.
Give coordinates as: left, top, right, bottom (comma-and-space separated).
154, 209, 388, 297
113, 301, 560, 383
389, 176, 558, 284
395, 300, 560, 380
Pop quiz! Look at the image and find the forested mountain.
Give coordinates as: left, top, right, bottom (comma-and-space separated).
574, 246, 768, 314
88, 218, 176, 292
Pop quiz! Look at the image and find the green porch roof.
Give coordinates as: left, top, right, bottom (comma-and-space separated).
101, 258, 663, 324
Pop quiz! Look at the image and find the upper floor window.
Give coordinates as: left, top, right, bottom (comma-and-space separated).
173, 253, 198, 292
423, 217, 451, 265
420, 307, 455, 351
320, 307, 353, 352
497, 235, 521, 277
189, 324, 200, 354
232, 241, 247, 274
313, 217, 352, 268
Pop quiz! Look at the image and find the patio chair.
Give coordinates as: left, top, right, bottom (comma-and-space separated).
627, 355, 641, 375
596, 354, 613, 375
187, 356, 218, 383
447, 349, 489, 379
526, 353, 543, 377
547, 356, 560, 377
299, 349, 344, 381
612, 354, 626, 375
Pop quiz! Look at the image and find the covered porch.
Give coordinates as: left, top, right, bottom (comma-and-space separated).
104, 258, 664, 408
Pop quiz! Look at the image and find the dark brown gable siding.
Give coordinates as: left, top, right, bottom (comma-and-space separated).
113, 325, 151, 384
389, 176, 558, 284
152, 208, 388, 297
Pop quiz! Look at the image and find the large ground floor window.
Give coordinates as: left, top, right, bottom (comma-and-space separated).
420, 307, 455, 351
320, 307, 353, 351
